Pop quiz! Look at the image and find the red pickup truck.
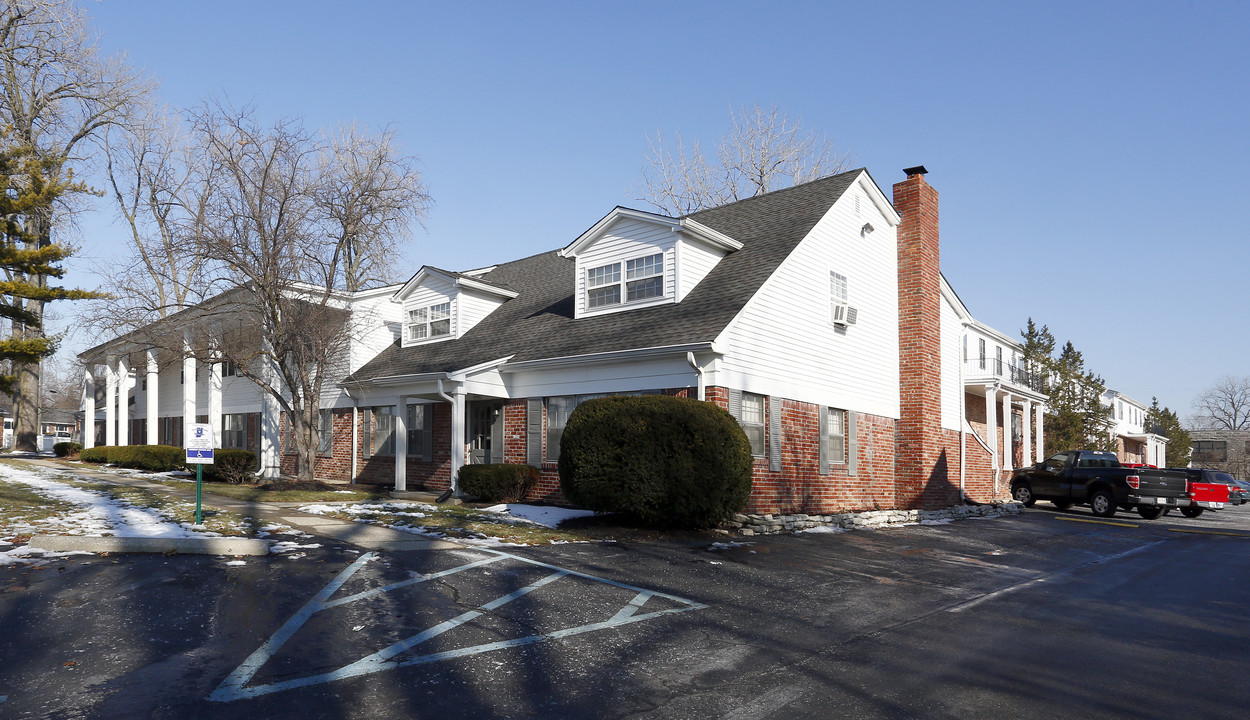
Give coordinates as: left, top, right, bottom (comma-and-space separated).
1162, 468, 1249, 518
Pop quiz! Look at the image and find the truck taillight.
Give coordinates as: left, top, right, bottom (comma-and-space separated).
1127, 475, 1140, 489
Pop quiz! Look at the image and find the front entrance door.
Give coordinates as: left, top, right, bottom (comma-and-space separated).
468, 401, 505, 465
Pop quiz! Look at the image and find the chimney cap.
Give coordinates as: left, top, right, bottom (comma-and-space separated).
903, 165, 929, 177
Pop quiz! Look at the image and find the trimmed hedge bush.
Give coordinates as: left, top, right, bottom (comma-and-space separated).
459, 463, 539, 503
557, 395, 753, 528
53, 442, 83, 458
202, 449, 257, 484
76, 444, 184, 472
78, 446, 113, 464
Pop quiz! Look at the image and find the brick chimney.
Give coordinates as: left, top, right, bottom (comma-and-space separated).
893, 166, 954, 509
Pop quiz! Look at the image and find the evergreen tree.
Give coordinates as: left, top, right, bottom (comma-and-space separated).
1019, 317, 1055, 392
0, 136, 98, 395
1146, 397, 1191, 468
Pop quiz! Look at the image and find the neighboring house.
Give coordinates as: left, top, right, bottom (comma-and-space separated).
1189, 429, 1250, 478
77, 284, 402, 478
1101, 390, 1168, 466
79, 166, 1046, 514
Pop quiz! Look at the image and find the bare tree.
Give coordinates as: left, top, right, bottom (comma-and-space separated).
1191, 375, 1250, 430
314, 123, 431, 292
636, 103, 853, 215
0, 0, 153, 450
94, 106, 218, 334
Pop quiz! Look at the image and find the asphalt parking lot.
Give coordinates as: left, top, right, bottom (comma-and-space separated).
3, 504, 1250, 719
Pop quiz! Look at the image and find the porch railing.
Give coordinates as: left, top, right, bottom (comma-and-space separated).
965, 359, 1047, 394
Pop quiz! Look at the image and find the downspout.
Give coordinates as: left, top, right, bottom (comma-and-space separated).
686, 352, 705, 401
958, 325, 968, 501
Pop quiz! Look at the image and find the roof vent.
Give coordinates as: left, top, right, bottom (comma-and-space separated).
903, 165, 928, 178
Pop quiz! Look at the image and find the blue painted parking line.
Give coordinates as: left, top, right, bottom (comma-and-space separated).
209, 549, 706, 702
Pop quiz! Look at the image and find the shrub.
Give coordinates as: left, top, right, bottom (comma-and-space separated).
54, 442, 83, 458
558, 395, 753, 528
110, 445, 187, 472
201, 449, 257, 484
459, 463, 539, 503
79, 446, 112, 464
74, 445, 186, 472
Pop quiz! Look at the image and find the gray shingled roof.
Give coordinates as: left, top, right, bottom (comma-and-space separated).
348, 169, 863, 382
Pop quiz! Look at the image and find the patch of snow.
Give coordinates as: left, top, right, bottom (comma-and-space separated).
709, 541, 750, 550
270, 541, 322, 554
298, 502, 434, 518
224, 560, 247, 566
481, 503, 596, 528
799, 525, 846, 534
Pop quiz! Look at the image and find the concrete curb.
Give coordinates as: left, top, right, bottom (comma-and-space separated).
28, 535, 270, 556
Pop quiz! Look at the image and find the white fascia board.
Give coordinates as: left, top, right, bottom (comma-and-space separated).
449, 356, 516, 381
501, 342, 718, 373
970, 319, 1022, 351
857, 171, 902, 226
559, 207, 681, 258
678, 218, 743, 251
390, 266, 516, 303
353, 370, 452, 388
350, 283, 405, 302
456, 277, 518, 300
940, 274, 972, 321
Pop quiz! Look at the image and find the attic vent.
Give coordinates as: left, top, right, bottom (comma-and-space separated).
855, 193, 861, 215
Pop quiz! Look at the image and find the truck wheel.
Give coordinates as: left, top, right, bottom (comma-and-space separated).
1012, 482, 1036, 507
1090, 490, 1117, 518
1052, 500, 1073, 510
1181, 506, 1204, 519
1136, 506, 1163, 520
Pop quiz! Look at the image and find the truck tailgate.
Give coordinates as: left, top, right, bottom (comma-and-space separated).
1133, 469, 1190, 500
1190, 482, 1230, 504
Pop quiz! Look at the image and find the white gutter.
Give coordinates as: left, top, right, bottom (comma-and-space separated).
501, 342, 717, 373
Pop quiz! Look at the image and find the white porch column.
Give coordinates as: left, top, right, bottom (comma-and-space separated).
182, 333, 196, 446
1001, 392, 1013, 472
208, 357, 223, 446
145, 349, 159, 445
394, 398, 408, 492
1021, 399, 1033, 467
984, 385, 998, 470
116, 355, 130, 446
83, 368, 96, 450
1035, 404, 1045, 461
450, 388, 466, 494
257, 340, 282, 479
105, 354, 117, 447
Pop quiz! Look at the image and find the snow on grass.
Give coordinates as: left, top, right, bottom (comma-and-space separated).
299, 502, 435, 518
481, 504, 596, 528
0, 461, 226, 565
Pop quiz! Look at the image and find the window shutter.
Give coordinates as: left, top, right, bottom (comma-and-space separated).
729, 389, 742, 419
422, 404, 434, 462
818, 405, 830, 475
526, 398, 543, 465
768, 396, 782, 472
846, 410, 858, 475
362, 408, 372, 459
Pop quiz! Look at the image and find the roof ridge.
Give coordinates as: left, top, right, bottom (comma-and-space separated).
683, 167, 866, 219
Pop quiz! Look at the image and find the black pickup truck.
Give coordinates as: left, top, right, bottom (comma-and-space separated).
1010, 450, 1191, 519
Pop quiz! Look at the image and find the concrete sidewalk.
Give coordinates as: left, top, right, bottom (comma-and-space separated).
21, 458, 462, 553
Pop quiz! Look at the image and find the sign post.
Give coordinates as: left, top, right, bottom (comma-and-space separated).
185, 423, 216, 525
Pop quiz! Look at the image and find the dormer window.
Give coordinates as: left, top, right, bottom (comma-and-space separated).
406, 302, 452, 342
586, 253, 664, 310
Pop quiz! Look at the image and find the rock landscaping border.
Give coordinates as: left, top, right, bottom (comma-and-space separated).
725, 502, 1024, 535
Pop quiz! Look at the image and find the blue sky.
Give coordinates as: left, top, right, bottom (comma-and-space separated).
63, 0, 1248, 418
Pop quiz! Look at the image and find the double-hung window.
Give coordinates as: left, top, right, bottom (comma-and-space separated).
826, 407, 846, 465
586, 262, 622, 308
407, 302, 452, 342
318, 409, 333, 455
625, 253, 663, 301
222, 413, 247, 450
740, 393, 766, 457
586, 253, 665, 309
830, 271, 849, 324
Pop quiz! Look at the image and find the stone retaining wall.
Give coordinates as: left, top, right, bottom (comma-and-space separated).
726, 502, 1023, 535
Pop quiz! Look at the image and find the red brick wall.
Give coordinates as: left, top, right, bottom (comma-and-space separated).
893, 169, 949, 509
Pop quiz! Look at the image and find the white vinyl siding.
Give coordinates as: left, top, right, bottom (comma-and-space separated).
939, 296, 962, 431
713, 172, 899, 419
676, 237, 728, 300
